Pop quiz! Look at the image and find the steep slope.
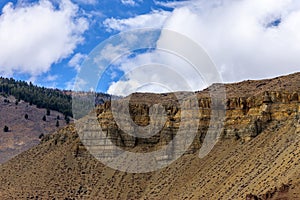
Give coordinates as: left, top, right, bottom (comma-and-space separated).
0, 72, 299, 199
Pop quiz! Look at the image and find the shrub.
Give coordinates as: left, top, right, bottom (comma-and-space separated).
38, 133, 44, 139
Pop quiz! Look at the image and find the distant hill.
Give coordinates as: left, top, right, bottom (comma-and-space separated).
0, 72, 299, 199
0, 77, 115, 119
0, 77, 73, 117
0, 95, 70, 163
0, 77, 113, 163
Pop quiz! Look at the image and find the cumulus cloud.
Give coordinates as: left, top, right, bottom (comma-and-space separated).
161, 0, 300, 82
107, 51, 206, 96
103, 10, 171, 31
106, 0, 300, 96
0, 0, 89, 76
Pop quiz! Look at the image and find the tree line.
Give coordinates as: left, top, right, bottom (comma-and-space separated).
0, 77, 72, 117
0, 77, 116, 119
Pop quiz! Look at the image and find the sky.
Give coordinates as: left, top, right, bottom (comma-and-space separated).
0, 0, 300, 95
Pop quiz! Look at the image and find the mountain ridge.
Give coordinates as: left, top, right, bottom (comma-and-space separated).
0, 72, 299, 199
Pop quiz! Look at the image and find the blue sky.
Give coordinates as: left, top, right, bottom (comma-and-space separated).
0, 0, 174, 91
0, 0, 300, 95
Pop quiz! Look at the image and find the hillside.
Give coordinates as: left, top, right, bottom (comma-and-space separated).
0, 77, 113, 163
0, 95, 69, 163
0, 72, 299, 199
0, 77, 73, 117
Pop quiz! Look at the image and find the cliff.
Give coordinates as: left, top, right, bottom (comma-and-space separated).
0, 72, 299, 199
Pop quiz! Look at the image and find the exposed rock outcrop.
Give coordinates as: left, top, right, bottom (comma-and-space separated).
0, 72, 299, 199
78, 90, 300, 158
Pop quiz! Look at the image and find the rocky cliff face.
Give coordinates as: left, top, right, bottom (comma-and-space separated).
77, 90, 299, 161
0, 72, 299, 199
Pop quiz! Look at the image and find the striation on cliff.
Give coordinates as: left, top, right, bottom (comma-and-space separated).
0, 72, 299, 199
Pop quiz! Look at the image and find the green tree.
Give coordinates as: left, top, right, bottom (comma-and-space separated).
3, 125, 9, 132
42, 115, 46, 121
46, 108, 50, 116
56, 120, 59, 127
65, 115, 70, 124
25, 114, 28, 120
38, 133, 44, 139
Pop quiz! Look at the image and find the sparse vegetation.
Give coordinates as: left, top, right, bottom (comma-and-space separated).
0, 72, 299, 199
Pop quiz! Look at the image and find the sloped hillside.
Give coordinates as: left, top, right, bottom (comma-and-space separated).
0, 95, 69, 163
0, 72, 299, 199
0, 77, 112, 164
0, 119, 298, 199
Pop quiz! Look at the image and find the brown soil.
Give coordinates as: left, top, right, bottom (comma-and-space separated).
0, 95, 70, 163
0, 72, 299, 199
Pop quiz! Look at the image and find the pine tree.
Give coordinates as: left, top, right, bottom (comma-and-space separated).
65, 115, 70, 124
25, 114, 28, 120
56, 120, 59, 127
3, 125, 9, 132
42, 115, 46, 121
46, 108, 50, 116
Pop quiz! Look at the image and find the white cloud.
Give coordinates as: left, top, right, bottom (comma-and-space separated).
154, 0, 193, 8
107, 50, 207, 96
45, 74, 59, 82
65, 78, 76, 90
0, 0, 89, 76
99, 44, 129, 62
103, 10, 171, 31
161, 0, 300, 82
73, 0, 97, 5
107, 0, 300, 96
68, 53, 87, 72
66, 77, 87, 91
120, 0, 136, 6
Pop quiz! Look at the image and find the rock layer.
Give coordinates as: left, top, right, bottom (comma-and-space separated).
0, 72, 299, 199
